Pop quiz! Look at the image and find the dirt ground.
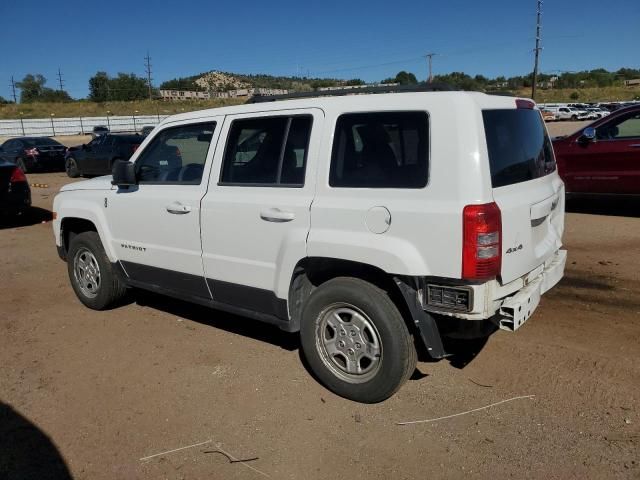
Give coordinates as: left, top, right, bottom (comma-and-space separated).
1, 121, 639, 479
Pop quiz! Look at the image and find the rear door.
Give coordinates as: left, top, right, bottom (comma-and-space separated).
200, 109, 322, 314
482, 107, 565, 283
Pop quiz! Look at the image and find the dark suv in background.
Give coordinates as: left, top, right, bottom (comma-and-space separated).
65, 134, 142, 177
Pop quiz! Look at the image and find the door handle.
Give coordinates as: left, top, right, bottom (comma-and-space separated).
629, 144, 640, 148
166, 202, 191, 214
260, 208, 295, 223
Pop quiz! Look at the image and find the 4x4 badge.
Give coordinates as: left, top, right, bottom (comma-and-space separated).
506, 244, 523, 254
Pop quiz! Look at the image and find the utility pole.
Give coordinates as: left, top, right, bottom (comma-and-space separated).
10, 76, 17, 103
144, 51, 153, 101
57, 68, 65, 92
531, 0, 543, 100
425, 53, 437, 83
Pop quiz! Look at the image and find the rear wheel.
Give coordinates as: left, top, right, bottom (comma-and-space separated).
65, 157, 80, 178
300, 277, 417, 403
67, 231, 127, 310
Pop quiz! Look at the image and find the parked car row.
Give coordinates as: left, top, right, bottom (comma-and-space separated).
540, 101, 639, 122
540, 105, 608, 121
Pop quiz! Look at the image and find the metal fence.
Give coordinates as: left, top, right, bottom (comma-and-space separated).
0, 114, 170, 138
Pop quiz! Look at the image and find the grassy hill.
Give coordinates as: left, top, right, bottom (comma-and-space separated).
1, 85, 638, 120
0, 98, 245, 120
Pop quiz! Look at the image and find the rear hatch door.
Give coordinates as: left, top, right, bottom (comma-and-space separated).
482, 107, 565, 284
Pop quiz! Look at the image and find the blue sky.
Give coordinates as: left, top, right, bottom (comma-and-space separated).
1, 0, 638, 99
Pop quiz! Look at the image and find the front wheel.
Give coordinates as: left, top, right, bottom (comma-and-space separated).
300, 277, 417, 403
67, 231, 127, 310
65, 157, 80, 178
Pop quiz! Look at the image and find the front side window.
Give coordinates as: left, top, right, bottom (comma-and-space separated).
220, 115, 312, 186
135, 122, 215, 184
330, 111, 429, 188
597, 112, 640, 140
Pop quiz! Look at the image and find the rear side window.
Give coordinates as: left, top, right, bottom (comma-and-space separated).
220, 115, 312, 186
482, 109, 556, 188
330, 112, 429, 188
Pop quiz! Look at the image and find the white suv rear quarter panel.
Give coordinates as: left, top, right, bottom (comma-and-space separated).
309, 93, 497, 278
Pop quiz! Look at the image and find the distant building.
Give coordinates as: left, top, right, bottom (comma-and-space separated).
624, 79, 640, 87
159, 89, 210, 101
160, 88, 288, 101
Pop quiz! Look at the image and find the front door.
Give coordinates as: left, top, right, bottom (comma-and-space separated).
107, 119, 222, 298
200, 109, 322, 316
565, 111, 640, 194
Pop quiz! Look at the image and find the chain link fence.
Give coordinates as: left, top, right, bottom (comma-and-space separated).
0, 114, 170, 138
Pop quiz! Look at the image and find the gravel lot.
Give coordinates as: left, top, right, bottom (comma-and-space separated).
1, 121, 639, 479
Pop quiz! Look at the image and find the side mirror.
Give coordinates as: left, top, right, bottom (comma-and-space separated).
581, 127, 596, 142
111, 160, 137, 187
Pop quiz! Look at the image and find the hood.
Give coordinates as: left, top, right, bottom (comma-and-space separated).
59, 175, 114, 192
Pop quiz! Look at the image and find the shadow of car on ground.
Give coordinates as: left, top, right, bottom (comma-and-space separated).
0, 207, 53, 230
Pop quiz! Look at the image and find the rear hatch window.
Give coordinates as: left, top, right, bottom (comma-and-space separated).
482, 109, 555, 188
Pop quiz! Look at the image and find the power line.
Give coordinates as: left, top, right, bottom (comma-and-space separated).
144, 51, 153, 100
424, 53, 437, 83
57, 67, 65, 92
531, 0, 543, 100
10, 76, 17, 103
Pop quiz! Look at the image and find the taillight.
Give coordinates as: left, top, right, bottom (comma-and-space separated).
10, 166, 27, 183
24, 147, 39, 156
462, 202, 502, 280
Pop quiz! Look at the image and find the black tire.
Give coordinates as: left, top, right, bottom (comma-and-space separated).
67, 231, 127, 310
65, 157, 80, 178
300, 277, 417, 403
16, 158, 28, 173
571, 115, 578, 121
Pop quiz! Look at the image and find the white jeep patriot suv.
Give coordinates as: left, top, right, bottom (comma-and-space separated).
53, 87, 566, 403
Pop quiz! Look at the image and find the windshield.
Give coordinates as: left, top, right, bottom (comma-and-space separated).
482, 109, 556, 188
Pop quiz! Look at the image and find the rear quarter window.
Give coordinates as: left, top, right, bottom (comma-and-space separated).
330, 111, 429, 188
482, 109, 556, 188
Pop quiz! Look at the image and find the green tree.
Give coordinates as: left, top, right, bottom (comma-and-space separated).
88, 71, 153, 102
15, 74, 72, 102
88, 71, 110, 102
16, 74, 47, 102
570, 91, 580, 100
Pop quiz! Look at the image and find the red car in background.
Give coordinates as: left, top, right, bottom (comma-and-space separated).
552, 105, 640, 195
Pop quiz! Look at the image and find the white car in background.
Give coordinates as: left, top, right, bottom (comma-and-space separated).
586, 107, 610, 119
543, 106, 589, 121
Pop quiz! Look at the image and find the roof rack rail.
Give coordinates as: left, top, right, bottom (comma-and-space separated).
245, 83, 457, 104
